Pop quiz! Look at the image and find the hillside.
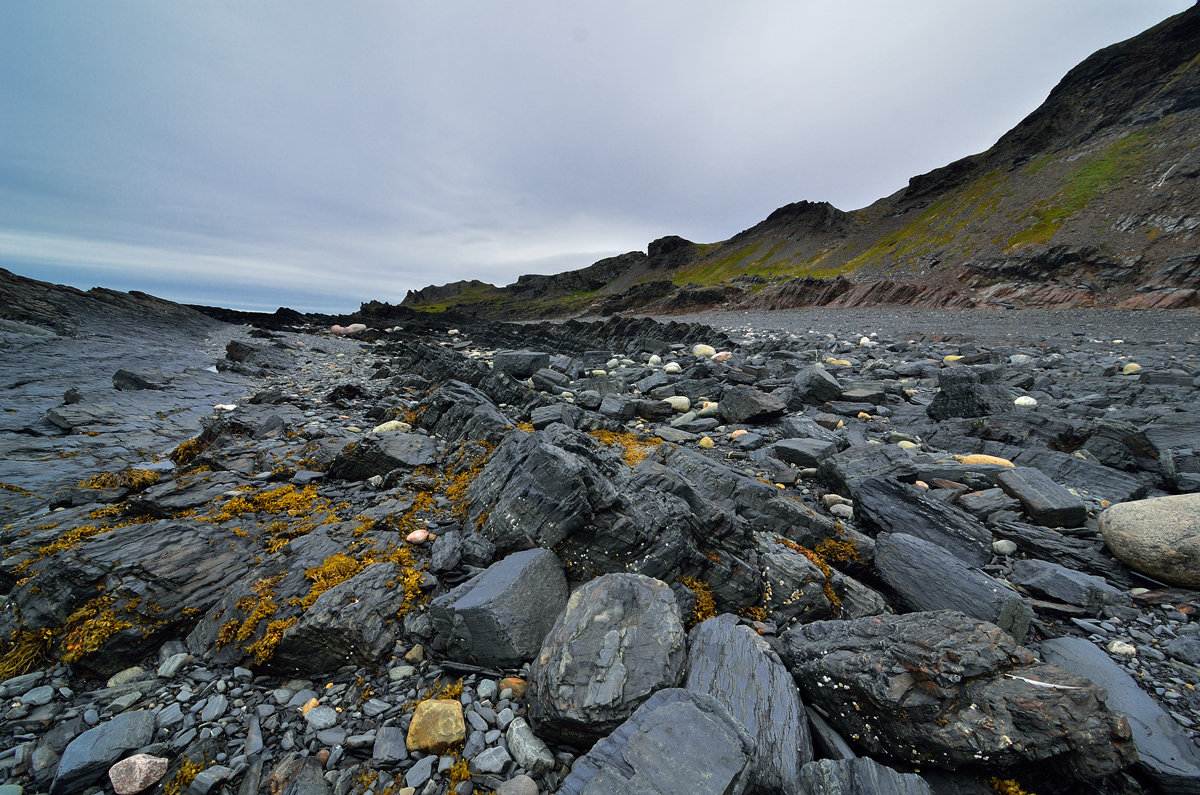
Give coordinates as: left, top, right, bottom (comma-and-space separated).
403, 5, 1200, 318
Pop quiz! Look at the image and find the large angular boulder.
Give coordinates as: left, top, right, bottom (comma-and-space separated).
325, 432, 438, 480
1098, 493, 1200, 587
557, 689, 753, 795
782, 611, 1136, 781
1041, 636, 1200, 794
854, 477, 992, 566
1009, 558, 1130, 615
50, 710, 156, 795
272, 562, 413, 673
419, 379, 514, 444
792, 366, 844, 404
685, 616, 813, 793
528, 573, 686, 746
926, 364, 1017, 421
429, 548, 569, 667
720, 384, 787, 424
996, 466, 1088, 528
875, 532, 1033, 643
493, 349, 550, 379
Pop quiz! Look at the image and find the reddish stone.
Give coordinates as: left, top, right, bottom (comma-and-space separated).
108, 754, 168, 795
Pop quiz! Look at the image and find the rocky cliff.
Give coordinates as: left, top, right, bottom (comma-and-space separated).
406, 5, 1200, 317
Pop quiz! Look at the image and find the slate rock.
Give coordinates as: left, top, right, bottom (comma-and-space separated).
991, 519, 1136, 590
792, 366, 844, 404
782, 611, 1135, 780
1099, 493, 1200, 587
557, 689, 753, 795
326, 433, 438, 480
720, 384, 787, 424
529, 573, 686, 745
996, 466, 1088, 528
505, 717, 554, 777
875, 532, 1033, 643
272, 562, 412, 673
1041, 636, 1200, 794
530, 402, 583, 430
419, 379, 514, 444
854, 477, 992, 566
685, 615, 813, 793
429, 548, 569, 667
493, 349, 550, 380
50, 710, 156, 795
771, 437, 840, 468
371, 725, 408, 764
112, 369, 169, 391
927, 364, 1017, 421
796, 758, 931, 795
818, 444, 920, 498
1010, 558, 1130, 614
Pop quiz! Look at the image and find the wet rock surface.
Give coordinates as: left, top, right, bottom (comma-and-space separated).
2, 285, 1199, 794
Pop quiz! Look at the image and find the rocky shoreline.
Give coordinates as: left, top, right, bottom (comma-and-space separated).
2, 292, 1200, 795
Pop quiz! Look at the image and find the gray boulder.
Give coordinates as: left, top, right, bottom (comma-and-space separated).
272, 562, 413, 673
1099, 493, 1200, 587
1041, 636, 1200, 794
557, 689, 753, 795
326, 432, 438, 480
493, 349, 550, 379
720, 384, 787, 424
771, 437, 840, 468
792, 366, 844, 404
782, 611, 1136, 781
685, 615, 813, 793
528, 573, 686, 745
996, 466, 1088, 528
926, 364, 1017, 421
429, 548, 569, 667
875, 532, 1033, 643
50, 710, 155, 795
1009, 558, 1130, 614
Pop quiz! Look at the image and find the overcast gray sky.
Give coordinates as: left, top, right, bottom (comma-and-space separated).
1, 2, 1191, 313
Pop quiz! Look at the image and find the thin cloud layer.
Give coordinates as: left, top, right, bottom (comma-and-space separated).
0, 1, 1190, 312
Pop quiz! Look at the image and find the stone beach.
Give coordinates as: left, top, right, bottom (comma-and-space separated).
2, 280, 1200, 794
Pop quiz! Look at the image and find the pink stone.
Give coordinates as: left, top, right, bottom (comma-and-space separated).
109, 754, 169, 795
406, 528, 430, 544
711, 351, 732, 362
331, 324, 347, 334
345, 323, 367, 333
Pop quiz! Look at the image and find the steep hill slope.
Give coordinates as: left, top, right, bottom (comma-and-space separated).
405, 5, 1200, 317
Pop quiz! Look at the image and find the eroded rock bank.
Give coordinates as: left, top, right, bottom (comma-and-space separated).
1, 305, 1199, 795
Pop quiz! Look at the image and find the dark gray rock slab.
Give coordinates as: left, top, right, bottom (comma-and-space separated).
771, 437, 840, 468
926, 364, 1017, 421
792, 366, 844, 404
685, 615, 813, 793
991, 519, 1137, 589
782, 610, 1136, 780
996, 466, 1088, 528
530, 402, 583, 430
855, 477, 992, 566
112, 368, 169, 391
1010, 558, 1130, 614
429, 548, 568, 667
817, 444, 920, 498
557, 688, 753, 795
720, 384, 786, 424
875, 532, 1033, 643
493, 349, 550, 379
272, 562, 412, 674
49, 710, 155, 795
796, 758, 931, 795
528, 573, 686, 746
326, 432, 438, 480
1041, 636, 1200, 794
419, 379, 514, 444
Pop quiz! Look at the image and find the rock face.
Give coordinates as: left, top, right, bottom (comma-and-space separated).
1099, 493, 1200, 587
557, 689, 754, 795
528, 574, 686, 746
429, 549, 569, 667
684, 616, 813, 794
782, 611, 1136, 780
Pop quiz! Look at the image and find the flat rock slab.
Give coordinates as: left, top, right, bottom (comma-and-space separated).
51, 710, 156, 795
720, 384, 786, 424
1041, 636, 1200, 794
528, 573, 686, 746
782, 610, 1136, 781
875, 532, 1033, 643
685, 615, 813, 793
557, 688, 754, 795
326, 432, 438, 480
1099, 493, 1200, 587
996, 466, 1087, 528
797, 758, 931, 795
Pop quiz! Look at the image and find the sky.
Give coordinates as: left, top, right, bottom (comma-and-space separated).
1, 2, 1192, 313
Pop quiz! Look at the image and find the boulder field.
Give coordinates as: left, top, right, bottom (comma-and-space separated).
1, 303, 1199, 794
